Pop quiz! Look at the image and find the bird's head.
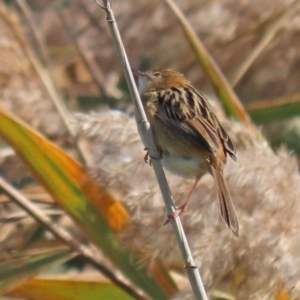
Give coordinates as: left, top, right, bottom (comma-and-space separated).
132, 69, 189, 94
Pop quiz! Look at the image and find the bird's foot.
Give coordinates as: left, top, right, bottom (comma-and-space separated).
144, 149, 152, 165
163, 203, 188, 225
144, 148, 162, 166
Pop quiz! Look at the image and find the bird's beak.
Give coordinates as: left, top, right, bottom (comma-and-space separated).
132, 69, 149, 78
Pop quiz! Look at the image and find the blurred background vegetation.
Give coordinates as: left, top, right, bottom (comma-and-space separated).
2, 0, 300, 149
0, 0, 300, 299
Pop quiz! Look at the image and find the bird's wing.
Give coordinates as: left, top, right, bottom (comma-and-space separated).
155, 86, 236, 159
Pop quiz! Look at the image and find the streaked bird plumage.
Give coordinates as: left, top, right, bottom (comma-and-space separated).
133, 69, 239, 236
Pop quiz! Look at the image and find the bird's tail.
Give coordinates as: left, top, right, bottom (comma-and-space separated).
211, 165, 239, 236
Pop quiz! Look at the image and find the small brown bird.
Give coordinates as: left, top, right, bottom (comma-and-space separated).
133, 69, 239, 236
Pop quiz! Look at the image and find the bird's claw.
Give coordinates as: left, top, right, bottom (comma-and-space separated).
144, 148, 162, 166
163, 205, 186, 225
144, 149, 152, 166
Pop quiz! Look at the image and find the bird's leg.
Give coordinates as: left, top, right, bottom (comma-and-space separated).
144, 147, 162, 166
165, 175, 202, 224
177, 175, 202, 213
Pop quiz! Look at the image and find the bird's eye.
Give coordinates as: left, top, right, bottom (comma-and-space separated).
153, 72, 162, 77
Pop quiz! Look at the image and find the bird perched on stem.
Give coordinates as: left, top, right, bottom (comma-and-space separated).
133, 69, 239, 236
